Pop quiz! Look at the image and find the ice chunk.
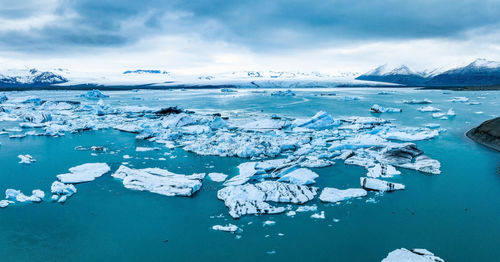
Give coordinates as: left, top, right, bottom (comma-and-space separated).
112, 165, 204, 197
450, 97, 468, 102
212, 224, 239, 232
277, 168, 319, 185
80, 90, 109, 100
293, 111, 340, 130
270, 89, 295, 96
319, 188, 367, 203
207, 172, 228, 182
217, 181, 317, 218
370, 104, 402, 113
263, 220, 276, 226
136, 147, 161, 152
360, 177, 405, 192
51, 181, 77, 196
382, 248, 444, 262
0, 200, 13, 208
18, 154, 36, 164
418, 106, 441, 112
57, 163, 111, 183
367, 163, 401, 178
311, 211, 325, 219
296, 205, 317, 212
403, 99, 432, 104
381, 128, 439, 141
223, 162, 258, 186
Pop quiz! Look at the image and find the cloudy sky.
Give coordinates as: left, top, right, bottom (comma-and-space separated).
1, 0, 500, 74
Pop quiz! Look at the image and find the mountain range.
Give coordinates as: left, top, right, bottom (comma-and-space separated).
356, 58, 500, 87
1, 58, 500, 88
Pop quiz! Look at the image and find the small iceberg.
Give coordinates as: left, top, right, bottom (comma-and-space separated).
370, 104, 402, 113
418, 106, 440, 112
6, 189, 45, 203
212, 224, 239, 232
403, 99, 432, 104
51, 181, 77, 203
207, 172, 228, 182
80, 90, 109, 100
360, 177, 405, 192
270, 89, 295, 96
18, 154, 36, 164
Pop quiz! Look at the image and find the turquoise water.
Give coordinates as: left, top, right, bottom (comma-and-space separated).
0, 88, 499, 261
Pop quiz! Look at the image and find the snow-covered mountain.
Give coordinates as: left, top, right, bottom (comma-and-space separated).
425, 58, 500, 87
0, 68, 67, 87
357, 59, 500, 87
356, 64, 427, 85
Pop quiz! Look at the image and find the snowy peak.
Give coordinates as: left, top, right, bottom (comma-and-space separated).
363, 64, 420, 77
123, 69, 170, 75
0, 68, 67, 87
356, 64, 425, 85
467, 58, 500, 69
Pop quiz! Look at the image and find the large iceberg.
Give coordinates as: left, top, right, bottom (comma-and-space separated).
217, 181, 317, 218
382, 248, 444, 262
360, 177, 405, 192
319, 188, 367, 203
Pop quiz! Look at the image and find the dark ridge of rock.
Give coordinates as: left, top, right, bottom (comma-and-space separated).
155, 107, 183, 115
466, 117, 500, 152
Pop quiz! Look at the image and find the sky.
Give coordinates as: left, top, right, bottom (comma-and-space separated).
0, 0, 500, 74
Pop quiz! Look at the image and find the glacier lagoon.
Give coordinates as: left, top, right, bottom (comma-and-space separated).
0, 88, 499, 261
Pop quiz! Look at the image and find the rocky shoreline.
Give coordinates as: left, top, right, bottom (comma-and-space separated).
466, 117, 500, 152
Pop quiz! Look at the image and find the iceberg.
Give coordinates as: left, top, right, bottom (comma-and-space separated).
370, 104, 402, 113
292, 111, 340, 130
270, 89, 295, 96
319, 188, 367, 203
418, 106, 441, 112
112, 165, 204, 197
57, 163, 111, 183
0, 200, 14, 208
276, 168, 319, 185
80, 90, 109, 100
403, 99, 432, 104
5, 189, 45, 203
360, 177, 405, 192
212, 224, 239, 232
367, 163, 401, 178
382, 248, 444, 262
311, 211, 325, 219
18, 154, 36, 164
207, 172, 228, 182
51, 181, 77, 203
217, 181, 317, 218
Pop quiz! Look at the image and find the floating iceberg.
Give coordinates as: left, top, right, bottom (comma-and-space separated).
212, 224, 239, 232
292, 111, 340, 129
207, 172, 228, 182
418, 106, 441, 112
80, 90, 109, 100
18, 154, 36, 164
311, 211, 325, 219
5, 189, 44, 203
382, 248, 444, 262
403, 99, 432, 104
360, 177, 405, 192
370, 104, 402, 113
57, 163, 111, 183
319, 188, 367, 203
112, 165, 204, 197
276, 168, 319, 185
217, 181, 317, 218
51, 181, 77, 203
270, 89, 295, 96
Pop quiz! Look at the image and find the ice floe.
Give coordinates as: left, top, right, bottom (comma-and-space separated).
18, 154, 36, 164
403, 99, 432, 104
112, 165, 205, 197
57, 163, 111, 183
207, 172, 228, 182
319, 188, 367, 203
418, 106, 441, 112
80, 89, 109, 100
5, 189, 45, 203
51, 181, 77, 203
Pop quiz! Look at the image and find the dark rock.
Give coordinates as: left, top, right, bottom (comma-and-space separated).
155, 107, 182, 115
466, 117, 500, 152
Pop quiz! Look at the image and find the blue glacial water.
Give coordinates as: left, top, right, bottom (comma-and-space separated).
0, 88, 499, 261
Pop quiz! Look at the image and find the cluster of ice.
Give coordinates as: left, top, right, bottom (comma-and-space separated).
432, 109, 456, 120
403, 99, 432, 104
57, 163, 111, 183
18, 154, 36, 164
80, 90, 109, 100
370, 104, 402, 113
217, 181, 317, 218
270, 89, 296, 96
449, 96, 468, 103
51, 181, 77, 203
5, 189, 45, 204
382, 248, 444, 262
112, 165, 205, 197
0, 94, 445, 218
212, 224, 239, 232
